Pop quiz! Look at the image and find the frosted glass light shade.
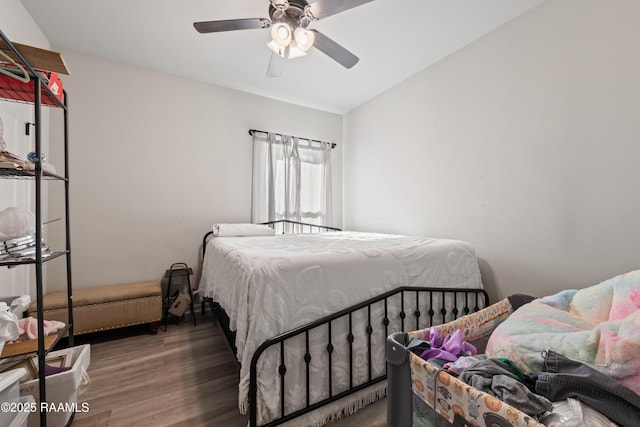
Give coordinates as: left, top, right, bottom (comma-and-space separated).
294, 27, 315, 51
288, 39, 307, 59
267, 40, 286, 57
271, 22, 292, 46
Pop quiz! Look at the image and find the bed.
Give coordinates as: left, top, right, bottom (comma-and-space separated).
199, 220, 488, 427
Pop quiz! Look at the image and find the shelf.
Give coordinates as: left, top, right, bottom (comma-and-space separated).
0, 74, 64, 107
0, 38, 68, 108
0, 39, 69, 75
0, 335, 56, 359
0, 324, 72, 363
0, 250, 69, 267
1, 28, 72, 427
0, 166, 66, 180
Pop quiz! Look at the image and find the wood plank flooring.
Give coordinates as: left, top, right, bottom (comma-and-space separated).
70, 311, 387, 427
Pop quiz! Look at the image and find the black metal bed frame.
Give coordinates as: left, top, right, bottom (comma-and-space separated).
200, 220, 489, 427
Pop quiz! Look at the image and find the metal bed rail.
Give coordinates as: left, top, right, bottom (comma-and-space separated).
260, 219, 342, 234
201, 220, 341, 259
248, 287, 489, 427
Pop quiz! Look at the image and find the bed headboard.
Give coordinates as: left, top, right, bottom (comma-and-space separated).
259, 219, 341, 234
201, 220, 341, 259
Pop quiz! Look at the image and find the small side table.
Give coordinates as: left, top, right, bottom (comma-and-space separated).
163, 262, 197, 331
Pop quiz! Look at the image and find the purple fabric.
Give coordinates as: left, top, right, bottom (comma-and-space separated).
44, 365, 70, 376
420, 329, 477, 362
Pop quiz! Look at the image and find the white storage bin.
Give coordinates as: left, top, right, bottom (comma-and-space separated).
9, 395, 34, 427
21, 344, 90, 427
0, 368, 26, 426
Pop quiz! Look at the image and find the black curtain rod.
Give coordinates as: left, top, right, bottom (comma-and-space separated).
249, 129, 337, 149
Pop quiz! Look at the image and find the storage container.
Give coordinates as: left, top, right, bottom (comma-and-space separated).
8, 395, 34, 427
21, 344, 90, 427
0, 368, 26, 426
386, 296, 543, 427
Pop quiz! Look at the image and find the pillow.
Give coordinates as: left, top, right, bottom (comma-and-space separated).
212, 223, 275, 237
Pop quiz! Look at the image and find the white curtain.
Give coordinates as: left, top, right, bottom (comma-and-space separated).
251, 132, 332, 228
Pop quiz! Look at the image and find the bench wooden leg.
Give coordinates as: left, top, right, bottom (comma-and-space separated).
149, 322, 159, 335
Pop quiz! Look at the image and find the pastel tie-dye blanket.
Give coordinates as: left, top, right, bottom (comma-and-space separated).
486, 270, 640, 393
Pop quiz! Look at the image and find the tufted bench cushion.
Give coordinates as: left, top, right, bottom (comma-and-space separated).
29, 280, 162, 335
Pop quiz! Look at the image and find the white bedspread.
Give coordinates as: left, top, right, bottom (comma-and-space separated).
199, 231, 482, 426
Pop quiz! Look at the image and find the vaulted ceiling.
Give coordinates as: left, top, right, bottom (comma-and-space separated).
20, 0, 543, 113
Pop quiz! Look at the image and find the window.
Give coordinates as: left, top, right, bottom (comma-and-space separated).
251, 132, 332, 227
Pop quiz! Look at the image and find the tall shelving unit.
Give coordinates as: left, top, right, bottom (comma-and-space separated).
0, 29, 74, 427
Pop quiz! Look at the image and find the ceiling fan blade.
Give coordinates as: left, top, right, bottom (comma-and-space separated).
194, 18, 270, 33
310, 30, 359, 69
306, 0, 375, 21
266, 52, 286, 77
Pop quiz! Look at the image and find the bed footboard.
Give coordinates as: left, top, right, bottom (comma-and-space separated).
249, 287, 489, 427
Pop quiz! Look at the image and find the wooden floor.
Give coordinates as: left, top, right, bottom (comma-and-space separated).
71, 310, 387, 427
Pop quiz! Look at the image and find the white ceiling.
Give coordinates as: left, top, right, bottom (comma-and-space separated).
20, 0, 542, 114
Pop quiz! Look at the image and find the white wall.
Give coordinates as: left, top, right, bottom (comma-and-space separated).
0, 0, 51, 297
344, 0, 640, 302
0, 0, 49, 48
46, 51, 343, 290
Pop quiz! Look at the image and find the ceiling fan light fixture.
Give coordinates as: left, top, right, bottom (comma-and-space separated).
267, 40, 287, 57
288, 39, 307, 59
271, 22, 292, 46
194, 0, 367, 73
294, 27, 315, 51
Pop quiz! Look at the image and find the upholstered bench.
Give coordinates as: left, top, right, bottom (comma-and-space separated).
29, 280, 162, 335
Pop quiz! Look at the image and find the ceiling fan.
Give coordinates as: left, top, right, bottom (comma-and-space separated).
194, 0, 375, 77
